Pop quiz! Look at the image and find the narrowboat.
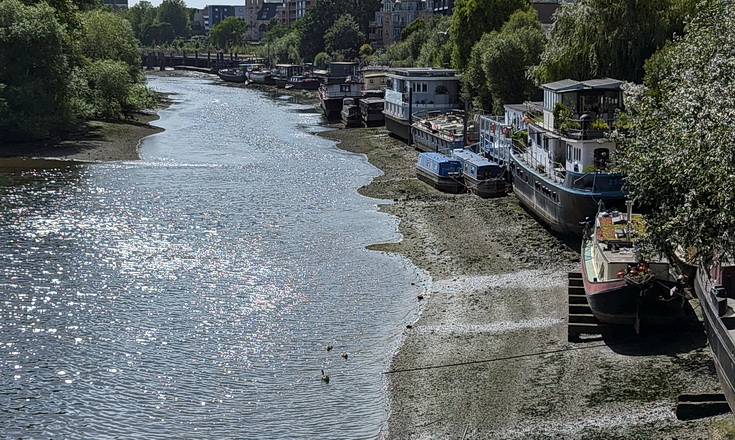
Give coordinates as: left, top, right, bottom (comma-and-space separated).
581, 201, 685, 328
410, 109, 468, 153
415, 152, 464, 193
509, 78, 628, 236
340, 98, 361, 127
450, 149, 506, 197
274, 64, 304, 88
694, 261, 735, 413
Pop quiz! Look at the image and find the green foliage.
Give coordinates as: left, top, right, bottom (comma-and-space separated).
144, 21, 175, 45
617, 0, 735, 260
417, 15, 453, 68
589, 118, 609, 130
313, 52, 329, 69
463, 9, 545, 113
531, 0, 690, 84
123, 1, 157, 42
209, 16, 247, 51
80, 10, 141, 80
158, 0, 189, 39
401, 18, 425, 41
0, 0, 77, 139
450, 0, 530, 70
359, 44, 373, 58
269, 30, 302, 65
0, 0, 157, 141
324, 14, 364, 59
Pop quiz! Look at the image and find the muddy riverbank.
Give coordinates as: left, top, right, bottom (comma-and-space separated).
320, 124, 728, 439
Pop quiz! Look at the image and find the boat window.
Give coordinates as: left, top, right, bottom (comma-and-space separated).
567, 145, 572, 162
340, 84, 351, 92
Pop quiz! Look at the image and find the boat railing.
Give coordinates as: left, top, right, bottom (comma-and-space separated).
512, 141, 565, 184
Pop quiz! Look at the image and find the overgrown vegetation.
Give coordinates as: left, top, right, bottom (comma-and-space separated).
0, 0, 156, 141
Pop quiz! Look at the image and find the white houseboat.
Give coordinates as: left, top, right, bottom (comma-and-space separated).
383, 68, 462, 141
318, 77, 363, 121
509, 78, 628, 236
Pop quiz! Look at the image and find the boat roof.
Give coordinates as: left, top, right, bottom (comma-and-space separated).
596, 211, 644, 242
451, 149, 498, 167
420, 152, 459, 163
388, 67, 460, 78
542, 78, 624, 93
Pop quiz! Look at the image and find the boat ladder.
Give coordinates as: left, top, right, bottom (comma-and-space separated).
567, 272, 613, 342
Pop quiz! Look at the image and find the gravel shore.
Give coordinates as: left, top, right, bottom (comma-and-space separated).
320, 125, 728, 439
2, 71, 730, 438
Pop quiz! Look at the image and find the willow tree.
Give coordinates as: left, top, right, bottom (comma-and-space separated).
531, 0, 694, 84
616, 0, 735, 260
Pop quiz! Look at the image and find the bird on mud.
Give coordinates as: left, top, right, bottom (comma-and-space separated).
321, 370, 330, 383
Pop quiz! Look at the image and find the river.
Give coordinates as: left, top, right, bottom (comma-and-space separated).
0, 75, 423, 439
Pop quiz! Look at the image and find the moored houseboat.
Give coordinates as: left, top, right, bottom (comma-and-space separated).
509, 78, 628, 236
450, 149, 506, 197
581, 202, 685, 328
274, 64, 304, 88
318, 77, 363, 121
248, 69, 276, 85
285, 75, 321, 90
359, 97, 384, 127
415, 152, 464, 193
383, 68, 462, 141
217, 66, 248, 83
410, 109, 468, 153
340, 98, 361, 127
694, 261, 735, 413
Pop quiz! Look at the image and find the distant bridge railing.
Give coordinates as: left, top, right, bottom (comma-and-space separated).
140, 51, 265, 72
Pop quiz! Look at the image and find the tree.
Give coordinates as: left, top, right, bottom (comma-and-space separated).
531, 0, 694, 84
324, 14, 365, 59
401, 18, 425, 41
124, 1, 157, 41
158, 0, 189, 39
450, 0, 530, 70
616, 0, 735, 261
0, 0, 77, 140
209, 16, 247, 51
144, 21, 175, 46
269, 30, 302, 65
296, 0, 349, 62
78, 9, 154, 118
416, 15, 453, 68
462, 9, 544, 114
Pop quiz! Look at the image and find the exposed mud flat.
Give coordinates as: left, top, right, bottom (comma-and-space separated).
321, 125, 728, 439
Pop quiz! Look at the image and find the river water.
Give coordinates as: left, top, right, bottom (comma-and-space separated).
0, 75, 422, 439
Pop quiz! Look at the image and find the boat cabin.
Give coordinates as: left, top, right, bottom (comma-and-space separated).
522, 78, 625, 187
451, 150, 501, 180
416, 152, 463, 178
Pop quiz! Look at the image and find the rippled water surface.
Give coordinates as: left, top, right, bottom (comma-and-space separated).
0, 76, 421, 439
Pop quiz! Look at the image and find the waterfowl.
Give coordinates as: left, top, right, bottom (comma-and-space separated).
321, 369, 329, 383
340, 352, 348, 359
326, 344, 334, 351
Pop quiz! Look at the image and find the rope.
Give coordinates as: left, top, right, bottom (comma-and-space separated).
383, 336, 642, 375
